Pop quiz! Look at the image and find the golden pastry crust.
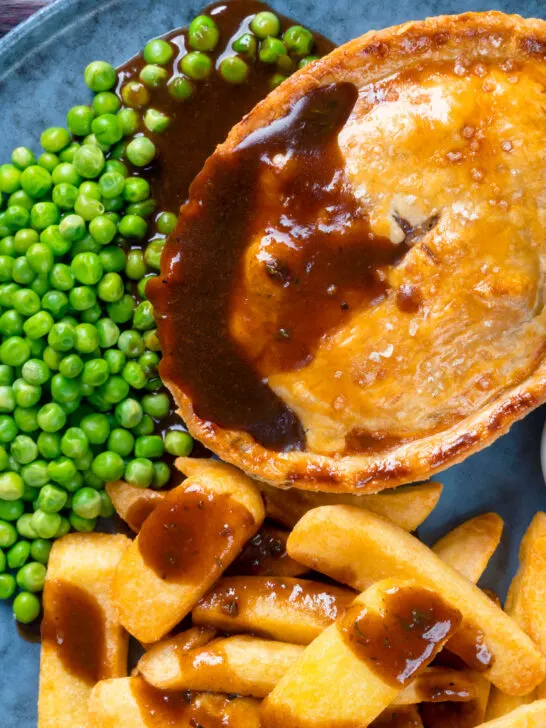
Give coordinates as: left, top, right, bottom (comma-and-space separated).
161, 11, 546, 492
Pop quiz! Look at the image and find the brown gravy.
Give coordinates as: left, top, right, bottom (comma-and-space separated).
200, 575, 352, 622
150, 69, 408, 450
339, 585, 462, 687
420, 700, 484, 728
41, 580, 107, 685
137, 485, 255, 581
447, 622, 494, 672
227, 525, 298, 576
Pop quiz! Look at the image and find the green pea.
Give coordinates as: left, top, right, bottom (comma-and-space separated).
93, 91, 121, 115
142, 328, 161, 351
107, 427, 134, 457
106, 293, 135, 324
219, 56, 249, 84
133, 300, 155, 331
16, 513, 37, 540
115, 397, 143, 429
5, 204, 30, 231
69, 512, 97, 532
49, 262, 75, 291
165, 429, 194, 457
298, 54, 319, 68
153, 461, 171, 488
10, 434, 38, 464
40, 127, 71, 154
98, 248, 125, 277
144, 239, 164, 270
0, 385, 15, 412
98, 490, 114, 518
47, 457, 77, 487
188, 15, 220, 51
121, 80, 150, 109
20, 459, 48, 487
30, 539, 52, 565
12, 288, 40, 316
71, 251, 103, 285
259, 37, 287, 63
97, 272, 124, 302
98, 375, 129, 404
144, 37, 174, 64
37, 402, 66, 432
12, 378, 41, 407
0, 574, 16, 600
118, 214, 147, 240
0, 471, 24, 500
59, 214, 86, 243
143, 108, 170, 133
167, 76, 194, 101
74, 195, 105, 221
72, 487, 102, 519
232, 33, 257, 58
0, 520, 18, 547
68, 286, 96, 313
0, 236, 16, 256
82, 359, 110, 388
126, 136, 157, 167
48, 321, 76, 352
140, 64, 169, 88
0, 164, 22, 194
156, 211, 177, 235
0, 336, 30, 366
42, 290, 69, 319
20, 165, 53, 200
7, 540, 31, 569
117, 108, 140, 136
13, 406, 39, 433
84, 61, 117, 92
13, 591, 41, 623
124, 249, 146, 281
134, 434, 164, 459
66, 105, 95, 136
74, 144, 105, 179
0, 366, 14, 386
125, 457, 155, 487
11, 147, 36, 170
91, 450, 125, 481
92, 113, 123, 146
252, 11, 281, 38
104, 349, 126, 375
14, 228, 38, 253
122, 361, 147, 390
0, 498, 24, 521
0, 310, 24, 337
80, 412, 110, 445
36, 483, 67, 514
16, 561, 47, 592
126, 198, 156, 218
180, 51, 213, 81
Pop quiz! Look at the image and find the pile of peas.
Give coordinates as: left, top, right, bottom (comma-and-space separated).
158, 11, 318, 95
0, 55, 194, 625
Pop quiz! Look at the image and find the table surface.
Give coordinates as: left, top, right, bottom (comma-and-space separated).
0, 0, 53, 38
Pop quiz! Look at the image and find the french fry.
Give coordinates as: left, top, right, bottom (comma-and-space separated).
89, 676, 261, 727
192, 576, 355, 644
433, 513, 504, 583
138, 634, 304, 697
112, 459, 265, 642
105, 481, 166, 532
137, 625, 217, 676
474, 700, 546, 726
260, 481, 442, 531
287, 506, 545, 696
227, 525, 308, 578
38, 533, 130, 728
486, 513, 546, 719
261, 578, 462, 727
393, 667, 477, 705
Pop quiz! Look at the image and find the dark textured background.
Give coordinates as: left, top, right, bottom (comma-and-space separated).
0, 0, 546, 726
0, 1, 52, 37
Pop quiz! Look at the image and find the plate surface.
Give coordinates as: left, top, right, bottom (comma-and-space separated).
1, 0, 546, 724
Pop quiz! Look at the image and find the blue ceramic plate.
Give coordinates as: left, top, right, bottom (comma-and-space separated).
1, 0, 546, 724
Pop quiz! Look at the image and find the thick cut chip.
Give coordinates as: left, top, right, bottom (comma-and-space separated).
287, 506, 545, 695
106, 481, 166, 532
420, 671, 491, 727
393, 667, 478, 705
149, 12, 546, 493
193, 576, 355, 645
433, 513, 503, 583
260, 481, 442, 531
486, 513, 546, 719
261, 578, 462, 727
475, 700, 546, 727
112, 459, 265, 643
38, 533, 130, 728
138, 634, 304, 697
89, 676, 261, 727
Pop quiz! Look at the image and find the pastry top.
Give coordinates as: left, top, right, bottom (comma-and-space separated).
150, 11, 546, 492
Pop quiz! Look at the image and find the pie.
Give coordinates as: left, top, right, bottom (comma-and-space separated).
149, 11, 546, 493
